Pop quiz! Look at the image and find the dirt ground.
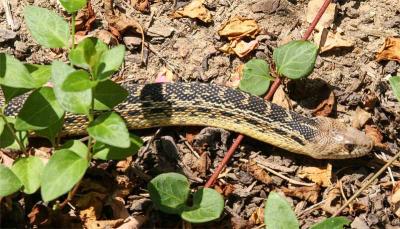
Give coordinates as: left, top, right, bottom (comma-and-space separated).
1, 0, 400, 228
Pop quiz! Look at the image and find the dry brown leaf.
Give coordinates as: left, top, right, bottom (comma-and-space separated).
75, 1, 95, 35
249, 207, 264, 225
116, 215, 148, 229
214, 183, 235, 197
297, 163, 332, 187
352, 107, 371, 129
243, 160, 273, 185
312, 91, 335, 117
315, 29, 355, 53
321, 186, 341, 214
376, 37, 400, 62
218, 17, 260, 40
218, 40, 259, 57
272, 85, 292, 109
155, 67, 175, 83
131, 0, 150, 13
108, 197, 130, 219
306, 0, 337, 31
116, 156, 132, 173
194, 152, 210, 177
172, 0, 212, 23
365, 125, 386, 148
96, 30, 118, 45
391, 182, 400, 217
282, 185, 321, 204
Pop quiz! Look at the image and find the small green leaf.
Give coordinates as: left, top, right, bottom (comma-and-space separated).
264, 192, 299, 229
0, 86, 30, 103
41, 149, 89, 202
51, 61, 92, 114
94, 80, 128, 110
60, 140, 89, 159
87, 112, 130, 148
148, 173, 190, 214
93, 134, 143, 160
0, 164, 22, 197
94, 45, 125, 80
0, 117, 28, 150
35, 116, 64, 146
15, 87, 65, 131
273, 40, 318, 79
24, 5, 70, 48
239, 59, 272, 96
25, 64, 52, 86
0, 118, 4, 134
62, 70, 97, 92
11, 157, 44, 194
0, 53, 39, 89
181, 188, 224, 223
310, 217, 351, 229
389, 76, 400, 102
59, 0, 87, 13
69, 37, 108, 70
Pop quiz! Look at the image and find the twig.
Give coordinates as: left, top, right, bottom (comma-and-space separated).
302, 0, 332, 40
2, 0, 16, 30
298, 199, 327, 216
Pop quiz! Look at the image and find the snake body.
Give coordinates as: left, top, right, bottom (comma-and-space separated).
2, 82, 373, 159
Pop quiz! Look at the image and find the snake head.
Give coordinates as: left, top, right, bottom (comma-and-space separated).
311, 117, 374, 159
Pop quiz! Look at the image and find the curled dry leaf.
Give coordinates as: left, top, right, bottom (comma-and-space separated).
306, 0, 337, 31
315, 29, 355, 53
282, 185, 321, 204
321, 185, 341, 214
243, 160, 273, 185
352, 107, 371, 129
365, 125, 387, 148
75, 1, 95, 35
96, 30, 118, 46
218, 17, 260, 40
226, 64, 244, 88
376, 37, 400, 62
172, 0, 212, 23
249, 207, 264, 225
312, 91, 335, 117
297, 163, 332, 187
131, 0, 150, 13
155, 67, 175, 83
214, 183, 235, 197
218, 40, 259, 58
272, 85, 292, 110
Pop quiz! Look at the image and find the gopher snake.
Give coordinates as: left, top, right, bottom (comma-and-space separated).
2, 82, 373, 159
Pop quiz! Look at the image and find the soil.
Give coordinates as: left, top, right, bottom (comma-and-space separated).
1, 0, 400, 228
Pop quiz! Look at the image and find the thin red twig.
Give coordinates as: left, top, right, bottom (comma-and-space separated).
204, 0, 332, 188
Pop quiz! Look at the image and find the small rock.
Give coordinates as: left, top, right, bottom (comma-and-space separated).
0, 29, 17, 43
351, 217, 369, 229
147, 20, 174, 38
123, 36, 142, 47
251, 0, 284, 14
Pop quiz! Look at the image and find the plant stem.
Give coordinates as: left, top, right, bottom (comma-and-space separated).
70, 13, 76, 52
0, 106, 27, 154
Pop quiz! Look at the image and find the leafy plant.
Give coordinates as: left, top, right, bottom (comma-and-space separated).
264, 192, 350, 229
0, 1, 142, 202
148, 172, 224, 223
389, 75, 400, 102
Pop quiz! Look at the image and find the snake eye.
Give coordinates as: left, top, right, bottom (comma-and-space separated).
344, 143, 355, 151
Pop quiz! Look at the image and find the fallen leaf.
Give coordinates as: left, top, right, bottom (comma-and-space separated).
76, 192, 107, 219
297, 163, 332, 187
107, 197, 130, 219
214, 183, 235, 197
116, 156, 132, 173
116, 215, 148, 229
376, 37, 400, 62
365, 125, 386, 148
131, 0, 150, 13
282, 185, 320, 204
75, 1, 95, 35
218, 17, 260, 40
272, 85, 292, 109
86, 219, 124, 229
249, 207, 264, 225
243, 160, 273, 185
306, 0, 337, 31
315, 29, 355, 53
321, 185, 341, 214
155, 67, 175, 83
96, 30, 118, 46
218, 40, 259, 57
312, 91, 335, 117
194, 152, 210, 178
352, 107, 371, 129
391, 182, 400, 217
172, 0, 212, 23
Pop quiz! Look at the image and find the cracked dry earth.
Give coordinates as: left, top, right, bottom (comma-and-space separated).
1, 0, 400, 228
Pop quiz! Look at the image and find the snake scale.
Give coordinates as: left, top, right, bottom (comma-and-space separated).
1, 82, 373, 159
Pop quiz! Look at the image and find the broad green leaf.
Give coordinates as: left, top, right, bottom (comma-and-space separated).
181, 188, 224, 223
11, 157, 44, 194
239, 59, 272, 96
94, 45, 125, 80
310, 216, 351, 229
69, 37, 108, 70
87, 112, 130, 148
51, 61, 91, 114
148, 173, 190, 214
0, 118, 4, 134
25, 64, 52, 86
264, 192, 299, 229
41, 149, 89, 202
273, 40, 318, 79
0, 53, 38, 89
93, 134, 143, 160
62, 70, 97, 92
0, 164, 22, 197
0, 117, 28, 150
59, 0, 87, 13
35, 116, 64, 146
94, 80, 128, 110
15, 87, 64, 131
60, 140, 88, 159
389, 76, 400, 102
24, 5, 70, 48
0, 86, 30, 103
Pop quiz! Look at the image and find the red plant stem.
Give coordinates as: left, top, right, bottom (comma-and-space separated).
204, 0, 331, 188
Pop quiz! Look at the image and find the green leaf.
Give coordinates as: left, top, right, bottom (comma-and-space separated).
93, 134, 143, 160
60, 140, 88, 159
0, 86, 30, 103
264, 192, 299, 229
310, 217, 351, 229
0, 53, 39, 89
15, 87, 65, 131
148, 173, 190, 214
59, 0, 87, 13
35, 116, 64, 146
0, 118, 4, 134
11, 156, 44, 194
0, 164, 22, 197
273, 40, 318, 79
25, 64, 52, 86
181, 188, 224, 223
24, 5, 70, 48
41, 149, 89, 202
0, 117, 28, 150
69, 37, 108, 70
51, 61, 92, 114
389, 76, 400, 102
87, 112, 130, 148
239, 59, 272, 96
62, 70, 97, 92
93, 80, 128, 110
94, 45, 125, 80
